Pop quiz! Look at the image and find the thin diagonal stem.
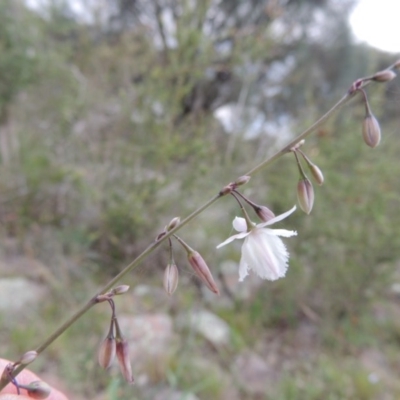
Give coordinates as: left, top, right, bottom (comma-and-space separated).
2, 61, 397, 390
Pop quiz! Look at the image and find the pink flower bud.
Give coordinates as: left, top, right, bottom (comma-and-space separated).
394, 60, 400, 70
297, 178, 314, 215
116, 338, 134, 384
188, 251, 220, 294
309, 163, 324, 186
362, 114, 381, 148
254, 205, 275, 222
25, 381, 51, 399
98, 335, 116, 369
19, 350, 38, 366
219, 184, 234, 196
372, 70, 396, 82
163, 262, 179, 295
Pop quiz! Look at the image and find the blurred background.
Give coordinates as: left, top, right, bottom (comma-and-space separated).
0, 0, 400, 399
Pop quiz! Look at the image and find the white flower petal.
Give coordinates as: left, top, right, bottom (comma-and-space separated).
269, 229, 297, 237
232, 217, 247, 232
217, 208, 296, 282
238, 253, 249, 282
241, 230, 289, 280
216, 231, 249, 248
257, 205, 297, 228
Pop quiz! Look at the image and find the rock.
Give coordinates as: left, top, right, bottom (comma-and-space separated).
179, 309, 231, 347
0, 277, 46, 318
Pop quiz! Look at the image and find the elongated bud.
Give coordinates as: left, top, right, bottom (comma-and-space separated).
362, 114, 381, 148
297, 178, 314, 215
167, 217, 180, 231
254, 205, 275, 222
188, 251, 220, 294
372, 70, 396, 82
298, 150, 324, 186
163, 262, 179, 295
98, 335, 116, 369
111, 285, 130, 295
116, 338, 134, 384
98, 320, 116, 369
234, 176, 251, 186
25, 381, 51, 399
19, 351, 38, 366
309, 164, 324, 186
394, 60, 400, 70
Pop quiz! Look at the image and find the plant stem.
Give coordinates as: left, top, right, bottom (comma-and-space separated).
2, 61, 397, 390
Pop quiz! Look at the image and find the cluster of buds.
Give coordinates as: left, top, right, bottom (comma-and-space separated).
158, 217, 220, 296
96, 288, 134, 384
348, 65, 398, 94
0, 352, 51, 398
290, 141, 324, 215
348, 64, 399, 148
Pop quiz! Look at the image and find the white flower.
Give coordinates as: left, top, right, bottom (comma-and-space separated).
217, 206, 297, 281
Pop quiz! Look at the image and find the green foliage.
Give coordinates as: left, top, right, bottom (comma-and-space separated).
0, 0, 38, 120
275, 355, 379, 400
1, 0, 400, 399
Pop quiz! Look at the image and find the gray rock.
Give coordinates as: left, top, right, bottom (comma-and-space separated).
0, 277, 46, 317
180, 309, 231, 347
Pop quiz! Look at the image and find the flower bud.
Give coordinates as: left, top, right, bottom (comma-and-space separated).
394, 60, 400, 70
25, 381, 51, 399
309, 163, 324, 186
348, 78, 364, 94
362, 114, 381, 148
188, 251, 220, 294
163, 262, 179, 295
234, 176, 251, 186
98, 335, 116, 369
297, 178, 314, 215
166, 217, 180, 231
219, 184, 233, 196
372, 70, 396, 82
254, 205, 275, 222
116, 338, 134, 384
19, 351, 38, 366
111, 285, 130, 295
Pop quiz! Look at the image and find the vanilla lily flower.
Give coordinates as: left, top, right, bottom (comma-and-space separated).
217, 206, 297, 281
